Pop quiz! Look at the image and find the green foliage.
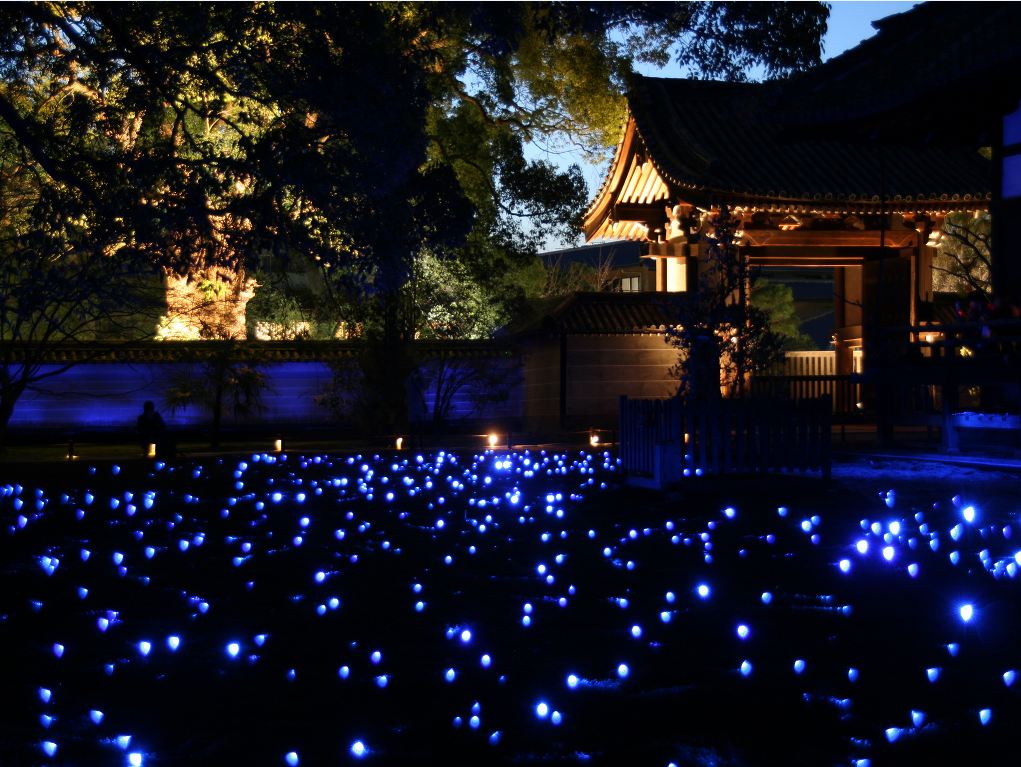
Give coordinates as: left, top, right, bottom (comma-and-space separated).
164, 352, 269, 446
751, 279, 817, 350
932, 212, 991, 298
245, 262, 341, 340
410, 251, 506, 340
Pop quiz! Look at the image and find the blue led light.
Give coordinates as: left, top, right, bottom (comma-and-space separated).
227, 642, 240, 658
740, 660, 752, 677
285, 751, 299, 766
617, 663, 629, 678
536, 701, 549, 718
979, 708, 992, 726
959, 603, 974, 622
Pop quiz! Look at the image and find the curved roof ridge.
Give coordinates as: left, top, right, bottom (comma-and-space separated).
602, 73, 990, 212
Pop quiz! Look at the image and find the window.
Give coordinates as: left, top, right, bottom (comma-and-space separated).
619, 276, 640, 292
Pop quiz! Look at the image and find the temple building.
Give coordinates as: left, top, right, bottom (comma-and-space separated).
583, 72, 992, 376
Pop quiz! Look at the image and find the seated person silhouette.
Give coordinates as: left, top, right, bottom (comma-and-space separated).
137, 401, 169, 458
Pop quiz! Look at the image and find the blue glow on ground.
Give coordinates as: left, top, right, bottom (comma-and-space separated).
2, 448, 1018, 765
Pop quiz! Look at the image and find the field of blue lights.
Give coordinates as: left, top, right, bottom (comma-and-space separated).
1, 449, 1019, 766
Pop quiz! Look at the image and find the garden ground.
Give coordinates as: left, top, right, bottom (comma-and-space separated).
1, 447, 1018, 766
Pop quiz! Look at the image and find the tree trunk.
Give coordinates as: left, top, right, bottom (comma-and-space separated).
210, 356, 227, 448
380, 295, 410, 434
0, 392, 17, 451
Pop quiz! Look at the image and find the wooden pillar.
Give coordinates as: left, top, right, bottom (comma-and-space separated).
684, 244, 698, 292
994, 101, 1021, 304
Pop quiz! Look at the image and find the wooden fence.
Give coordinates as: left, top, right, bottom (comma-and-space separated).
619, 394, 832, 482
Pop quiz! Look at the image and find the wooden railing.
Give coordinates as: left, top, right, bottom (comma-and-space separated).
619, 395, 832, 481
779, 350, 836, 377
750, 375, 861, 418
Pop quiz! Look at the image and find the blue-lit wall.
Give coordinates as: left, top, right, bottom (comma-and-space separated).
10, 359, 522, 431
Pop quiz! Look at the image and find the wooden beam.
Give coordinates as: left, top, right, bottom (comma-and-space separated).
743, 229, 917, 248
612, 203, 665, 223
748, 256, 864, 267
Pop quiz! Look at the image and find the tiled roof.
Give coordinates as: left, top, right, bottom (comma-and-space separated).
628, 75, 991, 212
787, 3, 1021, 141
510, 292, 685, 337
1, 340, 513, 363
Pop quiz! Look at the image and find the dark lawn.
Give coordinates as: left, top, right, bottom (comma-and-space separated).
1, 451, 1018, 766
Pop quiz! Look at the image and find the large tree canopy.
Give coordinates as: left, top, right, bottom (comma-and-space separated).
0, 1, 828, 439
0, 1, 828, 302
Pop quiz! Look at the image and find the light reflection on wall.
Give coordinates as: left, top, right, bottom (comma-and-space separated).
10, 360, 521, 429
